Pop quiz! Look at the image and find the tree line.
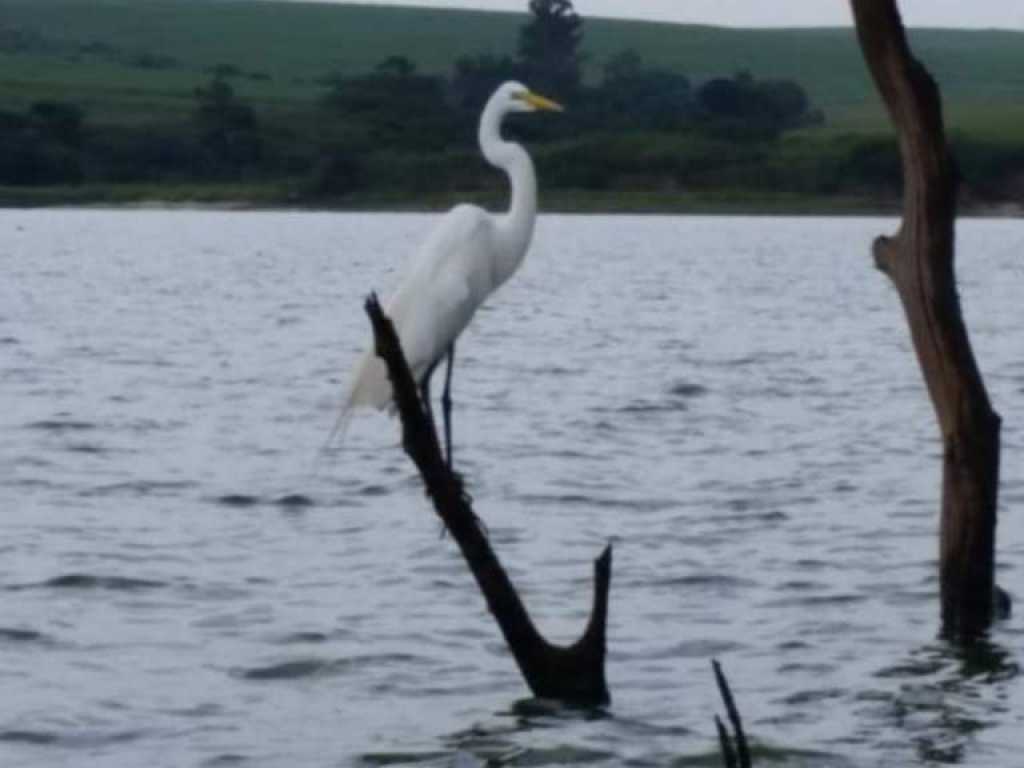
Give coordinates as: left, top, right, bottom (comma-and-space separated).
0, 0, 1022, 209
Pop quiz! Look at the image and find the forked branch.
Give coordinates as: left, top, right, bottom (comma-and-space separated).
365, 293, 611, 705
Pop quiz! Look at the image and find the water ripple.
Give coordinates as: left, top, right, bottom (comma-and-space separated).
0, 627, 54, 645
2, 212, 1021, 767
214, 493, 261, 508
202, 755, 250, 766
0, 729, 144, 747
212, 493, 317, 509
358, 751, 450, 766
79, 481, 197, 499
7, 574, 167, 592
25, 418, 98, 432
0, 730, 58, 745
236, 653, 430, 681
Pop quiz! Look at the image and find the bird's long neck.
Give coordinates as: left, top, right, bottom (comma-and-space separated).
479, 100, 537, 284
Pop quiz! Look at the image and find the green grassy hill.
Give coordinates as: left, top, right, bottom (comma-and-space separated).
2, 0, 1023, 136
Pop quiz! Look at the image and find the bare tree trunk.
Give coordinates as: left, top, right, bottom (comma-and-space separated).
850, 0, 1003, 639
364, 293, 611, 705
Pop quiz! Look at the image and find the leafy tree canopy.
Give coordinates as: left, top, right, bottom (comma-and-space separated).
517, 0, 583, 99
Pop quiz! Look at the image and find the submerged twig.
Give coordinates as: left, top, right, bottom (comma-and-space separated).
712, 659, 751, 768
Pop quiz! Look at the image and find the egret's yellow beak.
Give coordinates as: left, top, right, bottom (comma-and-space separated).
523, 91, 564, 112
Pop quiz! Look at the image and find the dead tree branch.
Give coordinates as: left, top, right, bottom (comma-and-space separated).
365, 293, 611, 705
850, 0, 1004, 639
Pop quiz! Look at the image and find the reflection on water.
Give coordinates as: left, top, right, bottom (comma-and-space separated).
0, 210, 1021, 767
872, 638, 1021, 765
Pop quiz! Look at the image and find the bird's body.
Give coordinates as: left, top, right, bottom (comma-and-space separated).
344, 204, 498, 411
337, 82, 561, 450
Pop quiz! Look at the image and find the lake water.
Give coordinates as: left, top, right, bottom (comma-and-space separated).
1, 210, 1022, 768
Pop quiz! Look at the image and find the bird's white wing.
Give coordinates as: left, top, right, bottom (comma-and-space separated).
391, 205, 496, 379
338, 205, 495, 423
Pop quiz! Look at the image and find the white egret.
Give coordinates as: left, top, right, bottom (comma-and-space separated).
337, 81, 563, 463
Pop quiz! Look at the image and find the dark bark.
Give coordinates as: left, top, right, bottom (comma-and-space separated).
364, 293, 611, 705
850, 1, 1003, 639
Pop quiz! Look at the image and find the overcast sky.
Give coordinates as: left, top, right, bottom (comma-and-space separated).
316, 1, 1024, 29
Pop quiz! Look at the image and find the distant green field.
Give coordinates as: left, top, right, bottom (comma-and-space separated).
2, 0, 1023, 136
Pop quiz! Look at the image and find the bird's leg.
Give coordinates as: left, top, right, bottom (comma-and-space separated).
438, 343, 484, 538
441, 343, 456, 469
419, 363, 438, 430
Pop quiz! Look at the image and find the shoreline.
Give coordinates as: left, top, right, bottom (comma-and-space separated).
1, 186, 1020, 219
